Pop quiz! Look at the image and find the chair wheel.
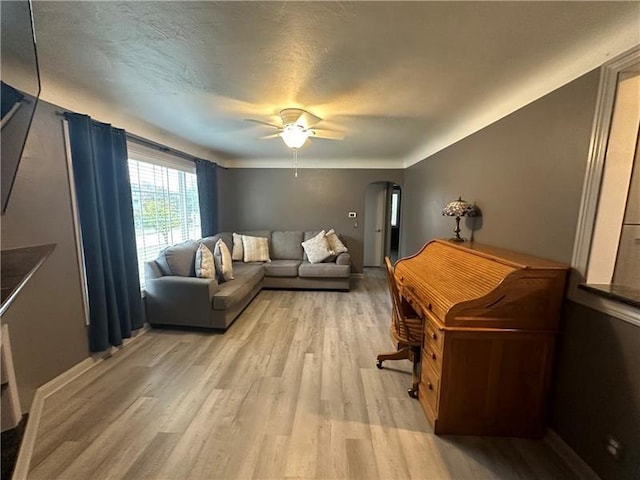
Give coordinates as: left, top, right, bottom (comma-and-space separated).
408, 388, 418, 399
376, 360, 384, 369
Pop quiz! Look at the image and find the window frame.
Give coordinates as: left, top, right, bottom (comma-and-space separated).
127, 142, 201, 291
569, 45, 640, 327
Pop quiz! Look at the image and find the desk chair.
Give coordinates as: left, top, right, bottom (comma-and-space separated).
376, 256, 423, 398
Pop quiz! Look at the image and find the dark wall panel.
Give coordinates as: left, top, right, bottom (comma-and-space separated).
402, 71, 600, 263
1, 100, 89, 410
553, 301, 639, 480
218, 168, 404, 273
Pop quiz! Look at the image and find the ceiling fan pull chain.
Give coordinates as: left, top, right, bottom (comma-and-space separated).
294, 148, 298, 178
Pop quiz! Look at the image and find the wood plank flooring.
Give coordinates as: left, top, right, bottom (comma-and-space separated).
28, 269, 578, 479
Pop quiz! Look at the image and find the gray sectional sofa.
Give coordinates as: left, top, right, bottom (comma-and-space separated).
144, 230, 351, 329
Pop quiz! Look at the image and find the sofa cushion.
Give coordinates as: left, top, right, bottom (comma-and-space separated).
298, 262, 350, 278
195, 243, 215, 279
156, 240, 199, 277
271, 231, 303, 260
212, 263, 264, 310
213, 239, 234, 282
303, 231, 321, 241
301, 230, 333, 264
263, 260, 301, 277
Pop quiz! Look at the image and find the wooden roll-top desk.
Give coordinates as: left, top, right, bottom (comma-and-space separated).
394, 239, 569, 437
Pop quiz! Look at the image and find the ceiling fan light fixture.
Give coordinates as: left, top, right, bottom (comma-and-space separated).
281, 123, 310, 149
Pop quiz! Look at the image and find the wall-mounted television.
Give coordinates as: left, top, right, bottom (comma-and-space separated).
1, 0, 41, 214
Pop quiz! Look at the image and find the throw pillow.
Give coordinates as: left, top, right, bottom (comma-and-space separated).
242, 235, 271, 262
232, 232, 244, 261
195, 243, 215, 279
213, 239, 234, 282
325, 229, 348, 255
301, 230, 333, 264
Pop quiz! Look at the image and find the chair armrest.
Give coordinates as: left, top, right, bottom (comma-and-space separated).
336, 252, 351, 265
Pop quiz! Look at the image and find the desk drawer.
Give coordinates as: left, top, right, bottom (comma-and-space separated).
422, 344, 443, 375
419, 360, 440, 417
424, 317, 444, 353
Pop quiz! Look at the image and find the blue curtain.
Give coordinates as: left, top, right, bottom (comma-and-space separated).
195, 159, 218, 237
1, 81, 24, 118
65, 113, 143, 352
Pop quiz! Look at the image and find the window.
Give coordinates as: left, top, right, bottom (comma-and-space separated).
128, 145, 201, 289
570, 46, 640, 326
391, 190, 400, 227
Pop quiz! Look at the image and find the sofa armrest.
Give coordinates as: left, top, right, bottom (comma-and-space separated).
144, 260, 163, 281
146, 276, 219, 302
145, 276, 220, 327
336, 252, 351, 265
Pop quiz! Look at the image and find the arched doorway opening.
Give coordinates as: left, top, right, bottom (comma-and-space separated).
363, 181, 402, 267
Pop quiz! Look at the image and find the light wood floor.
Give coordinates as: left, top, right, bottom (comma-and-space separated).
28, 269, 578, 479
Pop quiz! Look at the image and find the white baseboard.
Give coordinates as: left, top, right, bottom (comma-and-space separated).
544, 428, 600, 480
12, 326, 150, 480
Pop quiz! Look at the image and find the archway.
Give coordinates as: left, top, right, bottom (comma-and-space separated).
363, 181, 402, 267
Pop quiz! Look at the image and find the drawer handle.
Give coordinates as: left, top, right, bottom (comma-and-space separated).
427, 381, 433, 390
431, 332, 437, 340
430, 352, 436, 360
428, 303, 433, 311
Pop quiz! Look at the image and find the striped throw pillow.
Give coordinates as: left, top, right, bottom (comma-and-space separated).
242, 235, 271, 262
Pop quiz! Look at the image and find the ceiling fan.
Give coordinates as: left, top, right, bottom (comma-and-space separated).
247, 108, 344, 149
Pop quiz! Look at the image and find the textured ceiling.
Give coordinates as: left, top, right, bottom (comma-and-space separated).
28, 1, 640, 167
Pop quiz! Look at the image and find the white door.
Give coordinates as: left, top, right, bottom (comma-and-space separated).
364, 183, 387, 267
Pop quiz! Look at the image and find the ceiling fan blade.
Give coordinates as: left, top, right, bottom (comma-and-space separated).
259, 133, 282, 139
298, 110, 322, 129
309, 128, 344, 140
279, 108, 322, 129
245, 118, 282, 129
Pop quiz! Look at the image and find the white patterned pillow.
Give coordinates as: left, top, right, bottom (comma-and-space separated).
232, 232, 244, 261
195, 243, 215, 278
213, 239, 234, 282
242, 235, 271, 262
325, 229, 348, 255
301, 230, 333, 264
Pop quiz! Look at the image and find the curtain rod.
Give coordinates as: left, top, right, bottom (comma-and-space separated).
126, 132, 202, 164
56, 110, 206, 164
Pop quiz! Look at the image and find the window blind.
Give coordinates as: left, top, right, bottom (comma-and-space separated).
128, 158, 201, 289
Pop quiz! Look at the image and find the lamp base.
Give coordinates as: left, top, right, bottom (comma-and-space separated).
449, 216, 466, 242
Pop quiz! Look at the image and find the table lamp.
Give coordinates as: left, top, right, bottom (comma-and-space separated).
442, 196, 477, 242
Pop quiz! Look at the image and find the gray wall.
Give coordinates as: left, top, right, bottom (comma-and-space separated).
402, 70, 640, 480
552, 301, 639, 480
402, 71, 600, 263
1, 100, 89, 410
218, 168, 404, 273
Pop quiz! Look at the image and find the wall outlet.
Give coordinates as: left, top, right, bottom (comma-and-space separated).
605, 435, 623, 460
348, 212, 357, 218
